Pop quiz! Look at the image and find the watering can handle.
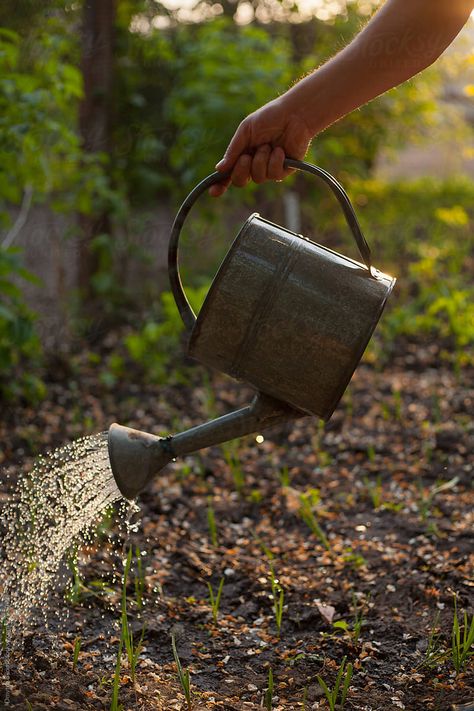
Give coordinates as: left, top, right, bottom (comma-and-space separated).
168, 157, 373, 332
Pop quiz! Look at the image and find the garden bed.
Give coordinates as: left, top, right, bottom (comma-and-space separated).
1, 338, 473, 710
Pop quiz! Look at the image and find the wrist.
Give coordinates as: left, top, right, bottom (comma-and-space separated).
280, 72, 335, 138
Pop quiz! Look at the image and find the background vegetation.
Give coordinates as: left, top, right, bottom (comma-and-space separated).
1, 0, 473, 405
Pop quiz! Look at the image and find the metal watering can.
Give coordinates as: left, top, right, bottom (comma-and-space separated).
108, 159, 396, 500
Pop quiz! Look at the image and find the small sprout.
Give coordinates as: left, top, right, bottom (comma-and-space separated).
362, 473, 383, 510
72, 636, 81, 672
316, 656, 353, 711
171, 632, 192, 710
351, 593, 367, 644
206, 497, 218, 547
301, 686, 308, 709
264, 667, 274, 710
416, 476, 459, 523
392, 388, 403, 421
134, 546, 145, 610
1, 615, 7, 654
452, 594, 474, 674
109, 636, 123, 711
207, 576, 224, 625
421, 611, 446, 669
298, 492, 329, 550
278, 465, 290, 488
121, 548, 145, 685
222, 441, 245, 494
269, 565, 285, 638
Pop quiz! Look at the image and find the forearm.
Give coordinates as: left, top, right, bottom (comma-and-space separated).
285, 0, 474, 135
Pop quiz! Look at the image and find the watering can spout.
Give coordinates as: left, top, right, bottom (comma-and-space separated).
108, 393, 300, 500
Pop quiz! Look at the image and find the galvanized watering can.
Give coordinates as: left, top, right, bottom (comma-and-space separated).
108, 159, 396, 499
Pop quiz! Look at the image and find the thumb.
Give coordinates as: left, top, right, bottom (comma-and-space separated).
216, 121, 251, 172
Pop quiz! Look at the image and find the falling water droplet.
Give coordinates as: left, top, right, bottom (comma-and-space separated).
0, 432, 123, 642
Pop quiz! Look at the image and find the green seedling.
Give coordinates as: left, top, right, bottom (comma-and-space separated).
392, 389, 403, 421
110, 635, 124, 711
207, 576, 224, 625
269, 565, 285, 638
333, 593, 369, 644
351, 594, 367, 644
452, 595, 474, 674
342, 547, 367, 571
316, 656, 353, 711
134, 546, 145, 610
121, 548, 145, 685
431, 394, 442, 424
264, 667, 274, 710
207, 497, 218, 547
301, 686, 308, 709
25, 702, 33, 711
171, 632, 192, 710
362, 473, 383, 510
416, 476, 459, 522
329, 597, 365, 645
65, 550, 85, 604
256, 536, 274, 562
222, 441, 245, 494
72, 636, 81, 672
1, 615, 7, 654
366, 444, 376, 463
421, 611, 446, 669
248, 488, 263, 503
278, 465, 290, 488
298, 492, 329, 550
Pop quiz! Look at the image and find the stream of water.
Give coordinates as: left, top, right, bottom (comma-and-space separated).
0, 433, 123, 638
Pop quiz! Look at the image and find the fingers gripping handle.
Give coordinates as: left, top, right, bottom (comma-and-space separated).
168, 158, 373, 332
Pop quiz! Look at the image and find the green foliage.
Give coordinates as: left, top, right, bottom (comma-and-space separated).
164, 17, 293, 188
123, 283, 209, 385
0, 247, 45, 403
0, 22, 113, 219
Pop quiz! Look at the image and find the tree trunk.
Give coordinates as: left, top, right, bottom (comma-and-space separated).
78, 0, 116, 310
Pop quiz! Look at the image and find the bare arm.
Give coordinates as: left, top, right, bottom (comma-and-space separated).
211, 0, 474, 196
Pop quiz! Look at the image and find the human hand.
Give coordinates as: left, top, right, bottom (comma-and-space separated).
209, 95, 313, 197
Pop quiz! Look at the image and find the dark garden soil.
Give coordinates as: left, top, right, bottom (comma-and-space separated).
0, 335, 473, 711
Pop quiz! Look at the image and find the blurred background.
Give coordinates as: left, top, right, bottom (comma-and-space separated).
1, 0, 473, 409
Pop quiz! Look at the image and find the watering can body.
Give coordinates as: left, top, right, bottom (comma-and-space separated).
188, 213, 393, 420
108, 158, 396, 499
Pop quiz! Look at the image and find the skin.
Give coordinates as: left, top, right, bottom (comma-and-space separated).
210, 0, 474, 197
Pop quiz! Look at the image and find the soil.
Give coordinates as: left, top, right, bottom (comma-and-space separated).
0, 335, 473, 711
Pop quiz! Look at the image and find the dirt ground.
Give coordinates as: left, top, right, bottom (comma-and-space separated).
0, 336, 473, 710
